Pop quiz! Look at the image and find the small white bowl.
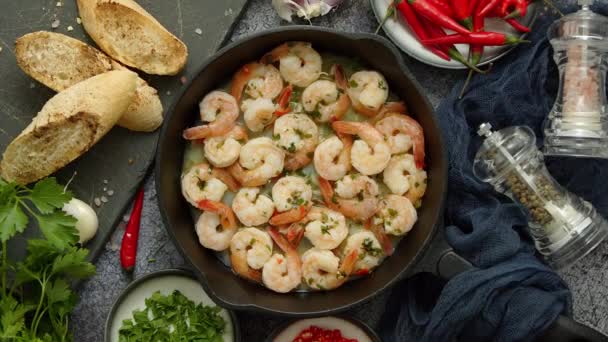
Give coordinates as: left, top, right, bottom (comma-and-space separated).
370, 0, 538, 69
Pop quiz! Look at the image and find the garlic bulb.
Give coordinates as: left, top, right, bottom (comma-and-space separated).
272, 0, 344, 22
63, 198, 99, 244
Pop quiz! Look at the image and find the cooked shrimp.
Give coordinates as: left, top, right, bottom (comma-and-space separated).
268, 176, 313, 226
181, 163, 228, 206
230, 227, 273, 283
318, 175, 380, 221
382, 154, 416, 196
347, 71, 389, 116
195, 211, 237, 251
373, 195, 417, 236
232, 188, 274, 227
374, 114, 425, 168
313, 134, 352, 181
230, 62, 283, 102
204, 125, 248, 168
301, 248, 358, 291
406, 168, 428, 206
228, 137, 285, 187
372, 101, 408, 124
332, 121, 391, 176
263, 228, 302, 293
183, 91, 239, 140
302, 80, 350, 122
197, 200, 237, 231
262, 42, 322, 87
304, 207, 348, 250
343, 231, 384, 273
274, 114, 319, 171
241, 98, 276, 132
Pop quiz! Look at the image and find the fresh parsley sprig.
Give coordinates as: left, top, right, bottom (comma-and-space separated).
0, 177, 96, 342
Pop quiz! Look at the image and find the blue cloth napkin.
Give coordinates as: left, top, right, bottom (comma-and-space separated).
380, 3, 608, 341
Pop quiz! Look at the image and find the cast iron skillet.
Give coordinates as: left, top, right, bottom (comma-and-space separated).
156, 26, 448, 316
156, 26, 608, 341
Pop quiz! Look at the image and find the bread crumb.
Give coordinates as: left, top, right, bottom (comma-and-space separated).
166, 91, 172, 96
128, 158, 134, 165
67, 25, 74, 31
94, 198, 101, 207
103, 187, 107, 192
103, 179, 108, 184
194, 28, 202, 35
51, 19, 60, 29
76, 17, 82, 24
224, 8, 234, 16
180, 76, 187, 84
29, 83, 35, 89
56, 2, 62, 7
0, 47, 2, 53
101, 196, 108, 203
107, 190, 114, 196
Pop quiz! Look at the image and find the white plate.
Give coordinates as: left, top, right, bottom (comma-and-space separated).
370, 0, 538, 69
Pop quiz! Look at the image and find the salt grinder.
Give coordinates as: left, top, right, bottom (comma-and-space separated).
543, 0, 608, 158
474, 123, 608, 268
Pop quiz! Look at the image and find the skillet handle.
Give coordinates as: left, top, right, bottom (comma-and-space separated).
420, 229, 608, 342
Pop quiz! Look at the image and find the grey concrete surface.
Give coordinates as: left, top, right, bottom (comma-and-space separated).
74, 0, 608, 341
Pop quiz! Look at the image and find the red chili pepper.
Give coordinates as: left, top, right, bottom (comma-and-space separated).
451, 0, 473, 30
505, 17, 531, 32
501, 0, 528, 18
274, 84, 293, 116
396, 1, 451, 61
356, 269, 370, 276
420, 15, 487, 73
478, 0, 502, 17
427, 0, 454, 17
468, 0, 482, 17
407, 0, 470, 35
422, 31, 528, 45
120, 188, 144, 272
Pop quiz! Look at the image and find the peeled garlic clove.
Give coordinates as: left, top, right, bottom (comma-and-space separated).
63, 198, 99, 244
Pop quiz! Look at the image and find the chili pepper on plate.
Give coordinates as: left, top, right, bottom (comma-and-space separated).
427, 0, 454, 17
505, 18, 531, 33
407, 0, 471, 35
478, 0, 502, 18
120, 187, 145, 272
396, 1, 451, 61
422, 31, 528, 45
419, 15, 487, 73
501, 0, 528, 18
451, 0, 474, 30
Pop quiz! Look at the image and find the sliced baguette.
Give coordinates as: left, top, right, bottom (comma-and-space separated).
77, 0, 188, 75
0, 70, 137, 184
15, 31, 163, 132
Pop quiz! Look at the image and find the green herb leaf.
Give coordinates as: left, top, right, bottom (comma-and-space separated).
29, 178, 72, 214
51, 247, 96, 279
36, 211, 78, 249
0, 201, 28, 242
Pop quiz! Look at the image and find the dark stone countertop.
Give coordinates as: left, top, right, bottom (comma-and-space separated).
73, 0, 608, 341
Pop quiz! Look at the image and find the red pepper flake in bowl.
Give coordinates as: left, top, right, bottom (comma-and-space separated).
293, 325, 357, 342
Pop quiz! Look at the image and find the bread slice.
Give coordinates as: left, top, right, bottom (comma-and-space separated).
15, 31, 163, 132
77, 0, 188, 75
0, 70, 137, 184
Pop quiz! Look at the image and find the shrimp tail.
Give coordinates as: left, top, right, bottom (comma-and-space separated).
317, 176, 337, 208
284, 152, 312, 171
286, 222, 305, 247
230, 252, 262, 283
331, 121, 360, 136
268, 227, 297, 255
197, 200, 237, 230
183, 125, 211, 140
230, 63, 257, 103
261, 43, 289, 64
269, 205, 310, 226
340, 249, 359, 276
211, 168, 241, 192
333, 64, 348, 91
227, 162, 267, 187
365, 219, 394, 256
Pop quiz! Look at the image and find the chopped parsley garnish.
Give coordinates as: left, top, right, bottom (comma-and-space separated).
321, 212, 329, 223
118, 290, 226, 341
249, 238, 257, 246
285, 143, 297, 153
356, 191, 365, 201
293, 128, 312, 139
349, 79, 358, 88
387, 208, 398, 218
378, 80, 387, 90
362, 238, 383, 257
309, 110, 322, 119
272, 134, 281, 141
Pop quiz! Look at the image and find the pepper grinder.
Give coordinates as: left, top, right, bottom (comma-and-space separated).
473, 123, 608, 268
543, 0, 608, 158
